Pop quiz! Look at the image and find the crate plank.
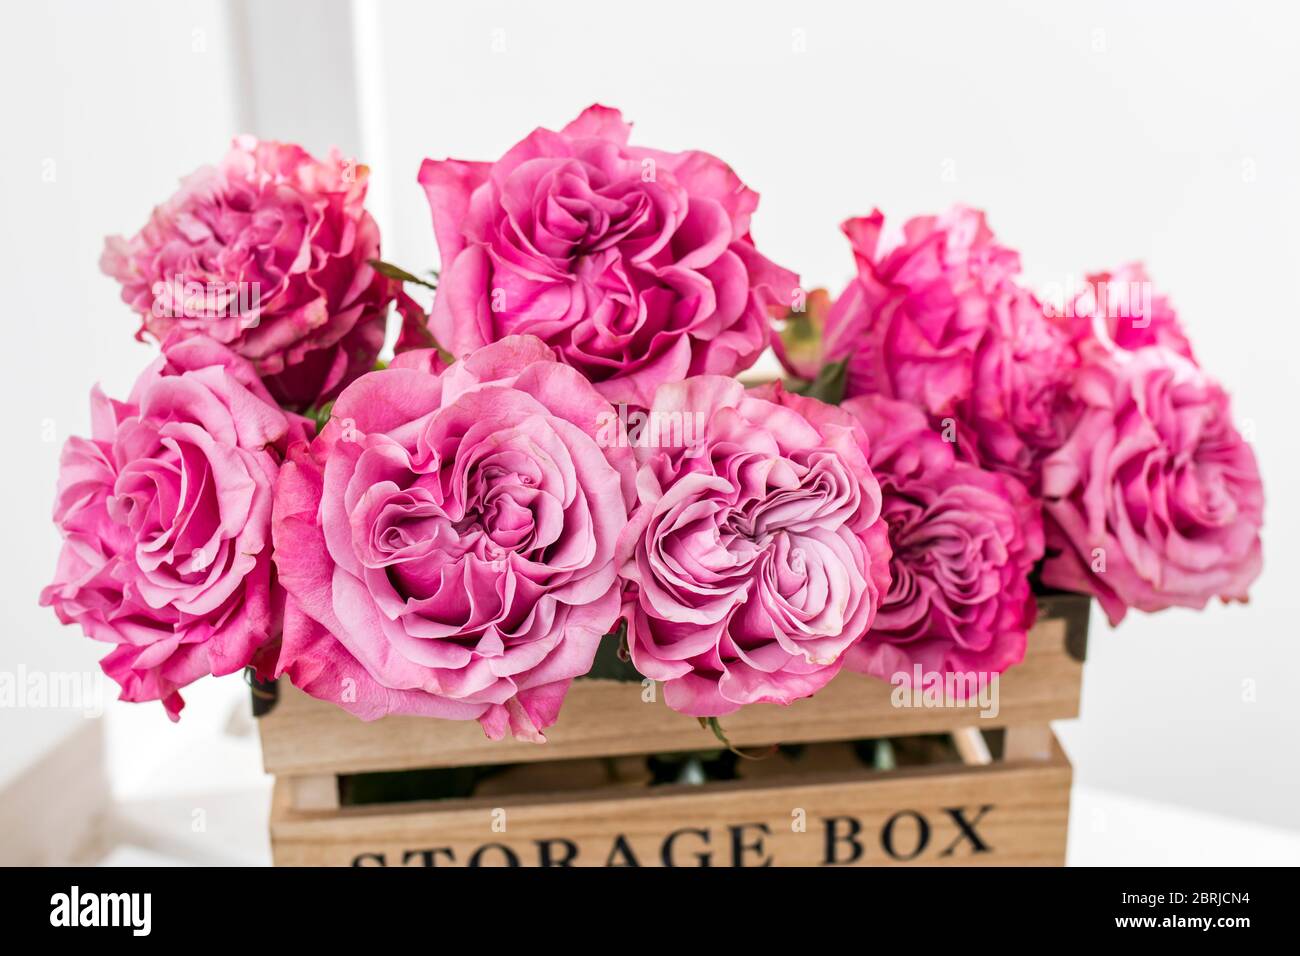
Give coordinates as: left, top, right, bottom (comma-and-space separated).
259, 599, 1086, 776
269, 735, 1071, 867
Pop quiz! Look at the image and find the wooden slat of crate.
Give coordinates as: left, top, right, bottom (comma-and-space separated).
268, 733, 1071, 867
259, 602, 1085, 776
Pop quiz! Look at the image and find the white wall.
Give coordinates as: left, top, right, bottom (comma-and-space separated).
363, 0, 1300, 828
2, 0, 1296, 839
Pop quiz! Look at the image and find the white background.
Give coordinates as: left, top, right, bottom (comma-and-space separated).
2, 0, 1297, 859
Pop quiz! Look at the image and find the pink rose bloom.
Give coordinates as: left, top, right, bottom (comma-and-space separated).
1077, 263, 1197, 361
617, 378, 892, 717
271, 336, 636, 740
101, 136, 397, 410
841, 395, 1043, 681
40, 336, 309, 719
1041, 347, 1263, 625
822, 207, 1078, 490
417, 105, 799, 406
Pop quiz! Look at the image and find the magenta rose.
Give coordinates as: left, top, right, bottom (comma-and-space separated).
1077, 263, 1197, 361
616, 378, 893, 717
40, 336, 309, 718
417, 105, 799, 406
841, 395, 1042, 682
101, 136, 397, 410
822, 207, 1079, 490
271, 335, 636, 739
1041, 347, 1263, 625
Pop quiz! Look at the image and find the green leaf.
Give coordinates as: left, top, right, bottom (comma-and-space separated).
302, 400, 335, 431
369, 258, 438, 291
697, 716, 776, 761
786, 358, 848, 405
698, 716, 728, 745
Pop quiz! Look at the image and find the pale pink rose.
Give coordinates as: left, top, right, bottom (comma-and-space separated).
1076, 263, 1197, 361
841, 395, 1042, 681
822, 207, 1079, 491
271, 336, 636, 739
101, 136, 397, 410
417, 105, 800, 406
40, 336, 309, 718
616, 378, 892, 717
1041, 347, 1263, 625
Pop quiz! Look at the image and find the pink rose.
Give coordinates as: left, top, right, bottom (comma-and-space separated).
101, 136, 397, 410
417, 105, 799, 406
40, 336, 309, 719
1041, 347, 1263, 625
1077, 263, 1197, 361
822, 207, 1079, 490
617, 378, 892, 717
841, 395, 1042, 681
271, 336, 637, 740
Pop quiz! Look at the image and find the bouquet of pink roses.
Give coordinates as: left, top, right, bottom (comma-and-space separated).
43, 106, 1264, 740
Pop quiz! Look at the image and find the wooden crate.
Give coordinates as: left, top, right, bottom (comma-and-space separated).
260, 594, 1087, 866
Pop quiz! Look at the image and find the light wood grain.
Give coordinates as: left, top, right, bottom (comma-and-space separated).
951, 728, 993, 766
289, 774, 339, 811
1003, 724, 1055, 762
259, 608, 1083, 776
269, 733, 1071, 867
